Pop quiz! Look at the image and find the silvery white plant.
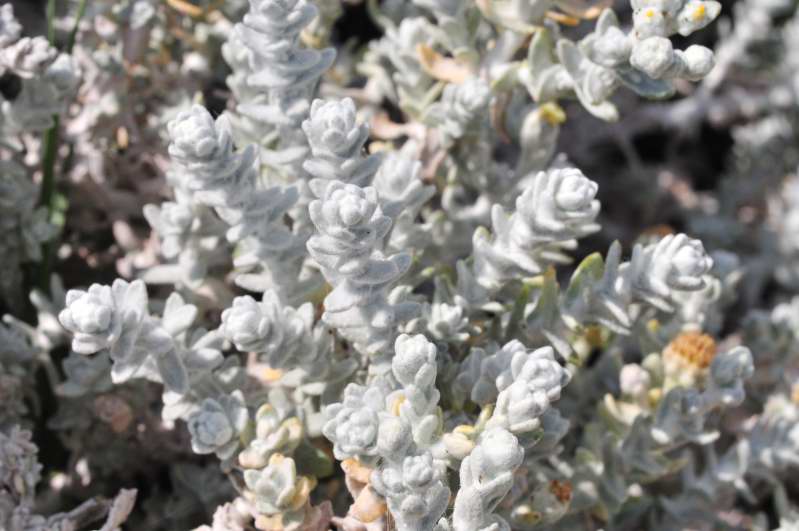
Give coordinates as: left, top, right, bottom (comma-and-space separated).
322, 335, 452, 529
160, 104, 316, 300
322, 381, 389, 464
14, 0, 799, 528
231, 0, 335, 174
187, 390, 249, 460
0, 160, 57, 303
221, 291, 310, 369
484, 345, 571, 444
372, 147, 437, 254
242, 453, 318, 529
425, 78, 492, 147
370, 450, 449, 531
0, 6, 79, 141
472, 167, 601, 292
519, 0, 719, 121
0, 424, 136, 530
306, 150, 419, 358
302, 98, 382, 188
361, 17, 438, 117
525, 233, 715, 359
448, 428, 524, 531
239, 404, 303, 470
58, 279, 190, 393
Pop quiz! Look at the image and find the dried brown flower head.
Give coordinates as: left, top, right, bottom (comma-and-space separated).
663, 331, 717, 370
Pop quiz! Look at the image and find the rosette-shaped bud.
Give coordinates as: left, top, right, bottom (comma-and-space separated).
221, 296, 272, 352
473, 168, 600, 290
0, 5, 21, 49
0, 36, 56, 79
370, 451, 450, 531
170, 106, 222, 162
426, 78, 491, 145
239, 404, 303, 469
167, 105, 248, 200
243, 454, 315, 516
393, 334, 437, 389
623, 233, 713, 312
220, 290, 312, 369
452, 428, 523, 531
187, 391, 249, 460
488, 346, 571, 439
322, 383, 387, 464
308, 182, 389, 280
302, 98, 381, 187
307, 180, 418, 356
304, 98, 362, 158
59, 280, 147, 358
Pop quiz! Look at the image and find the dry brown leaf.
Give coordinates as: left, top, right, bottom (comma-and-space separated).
555, 0, 614, 19
416, 44, 472, 84
341, 458, 374, 484
351, 487, 387, 523
166, 0, 204, 18
546, 10, 582, 25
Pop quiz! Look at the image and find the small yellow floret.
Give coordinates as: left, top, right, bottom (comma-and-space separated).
262, 367, 283, 382
453, 424, 476, 436
515, 507, 542, 525
644, 8, 656, 18
539, 102, 567, 125
692, 3, 707, 21
391, 394, 406, 416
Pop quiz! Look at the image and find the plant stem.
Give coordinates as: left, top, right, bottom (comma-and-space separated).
37, 119, 60, 291
37, 0, 88, 291
67, 0, 88, 53
46, 0, 56, 44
